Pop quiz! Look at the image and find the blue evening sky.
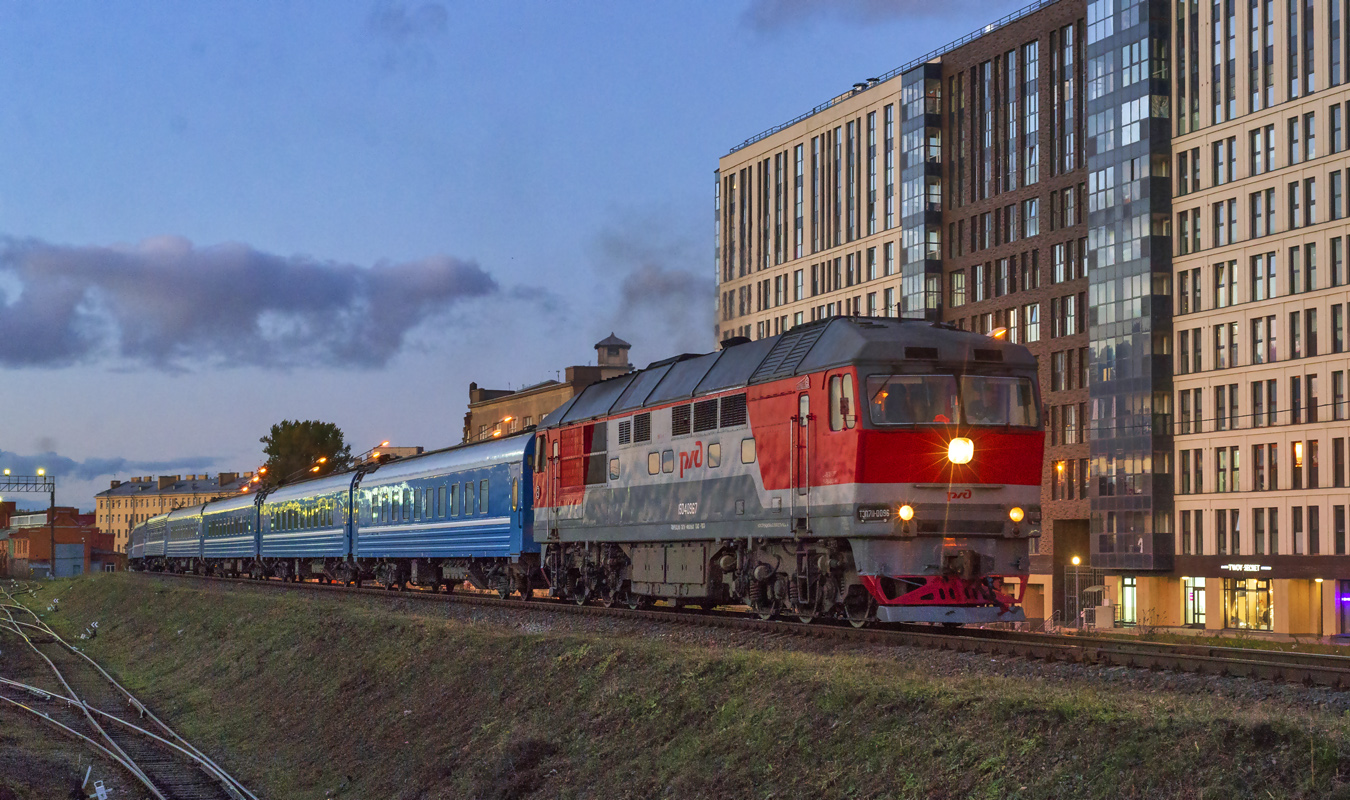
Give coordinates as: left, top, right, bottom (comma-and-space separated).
0, 0, 1023, 508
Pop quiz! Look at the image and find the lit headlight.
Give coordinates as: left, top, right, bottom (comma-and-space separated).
947, 437, 974, 464
1009, 507, 1024, 523
898, 504, 915, 522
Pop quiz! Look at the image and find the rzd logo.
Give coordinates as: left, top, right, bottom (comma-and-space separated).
679, 441, 704, 477
947, 489, 973, 501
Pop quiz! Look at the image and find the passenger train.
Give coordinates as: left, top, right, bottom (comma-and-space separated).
130, 317, 1045, 626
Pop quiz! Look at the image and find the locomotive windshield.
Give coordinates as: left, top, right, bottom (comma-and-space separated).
868, 374, 1038, 427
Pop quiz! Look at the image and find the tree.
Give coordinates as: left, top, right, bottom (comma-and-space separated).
259, 420, 352, 484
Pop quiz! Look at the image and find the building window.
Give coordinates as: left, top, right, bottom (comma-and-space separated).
1224, 579, 1273, 631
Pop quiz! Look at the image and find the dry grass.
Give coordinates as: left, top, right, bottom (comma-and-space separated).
16, 573, 1350, 800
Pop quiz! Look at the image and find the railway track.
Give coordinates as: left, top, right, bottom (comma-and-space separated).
0, 580, 256, 800
145, 570, 1350, 690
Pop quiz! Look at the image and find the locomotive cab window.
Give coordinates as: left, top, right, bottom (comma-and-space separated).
868, 374, 960, 425
958, 376, 1038, 427
535, 435, 547, 472
829, 374, 858, 431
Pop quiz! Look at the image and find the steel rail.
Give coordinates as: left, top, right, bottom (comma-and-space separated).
0, 586, 163, 797
3, 582, 253, 800
2, 613, 256, 800
143, 571, 1350, 689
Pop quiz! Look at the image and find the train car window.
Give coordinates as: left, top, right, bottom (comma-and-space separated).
479, 479, 488, 514
435, 485, 444, 518
511, 478, 519, 511
609, 458, 620, 480
826, 375, 858, 430
634, 412, 652, 443
829, 376, 844, 430
672, 404, 692, 436
403, 489, 412, 522
449, 484, 458, 516
648, 452, 660, 475
662, 450, 675, 474
463, 482, 472, 515
741, 438, 757, 464
707, 442, 721, 468
693, 398, 719, 432
959, 376, 1038, 426
867, 374, 960, 425
382, 492, 390, 524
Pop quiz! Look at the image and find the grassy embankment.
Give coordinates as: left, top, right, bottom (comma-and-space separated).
12, 573, 1350, 800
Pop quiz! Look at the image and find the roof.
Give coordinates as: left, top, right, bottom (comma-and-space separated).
595, 333, 631, 349
95, 474, 249, 499
544, 317, 1037, 427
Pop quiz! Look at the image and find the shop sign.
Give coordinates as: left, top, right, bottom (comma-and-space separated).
1220, 563, 1272, 572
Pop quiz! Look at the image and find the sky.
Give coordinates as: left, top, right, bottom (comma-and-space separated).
0, 0, 1024, 510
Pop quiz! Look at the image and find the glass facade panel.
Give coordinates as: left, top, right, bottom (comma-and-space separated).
1086, 0, 1173, 570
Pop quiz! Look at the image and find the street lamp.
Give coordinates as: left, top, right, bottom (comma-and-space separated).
1071, 555, 1082, 630
1316, 578, 1325, 640
479, 417, 514, 440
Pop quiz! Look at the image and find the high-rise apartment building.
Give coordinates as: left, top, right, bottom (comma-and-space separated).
717, 0, 1350, 637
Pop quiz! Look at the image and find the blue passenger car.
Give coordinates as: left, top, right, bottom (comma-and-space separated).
351, 434, 537, 593
164, 506, 205, 569
258, 472, 357, 579
202, 492, 261, 573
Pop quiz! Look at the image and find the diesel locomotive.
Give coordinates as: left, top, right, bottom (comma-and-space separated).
129, 317, 1044, 626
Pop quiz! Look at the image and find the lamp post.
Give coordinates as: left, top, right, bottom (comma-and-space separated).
355, 441, 391, 465
1071, 555, 1082, 630
1316, 578, 1325, 640
478, 417, 514, 441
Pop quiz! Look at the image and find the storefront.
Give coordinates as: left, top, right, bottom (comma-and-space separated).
1223, 578, 1273, 631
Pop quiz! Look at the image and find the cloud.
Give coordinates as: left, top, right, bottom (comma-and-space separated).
593, 218, 713, 360
366, 1, 449, 73
0, 235, 498, 370
0, 449, 216, 483
741, 0, 1006, 32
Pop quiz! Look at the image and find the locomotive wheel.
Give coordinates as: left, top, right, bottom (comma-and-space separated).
796, 610, 816, 625
626, 594, 647, 610
844, 592, 876, 629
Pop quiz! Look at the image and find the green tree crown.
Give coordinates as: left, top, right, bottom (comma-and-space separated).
260, 420, 353, 484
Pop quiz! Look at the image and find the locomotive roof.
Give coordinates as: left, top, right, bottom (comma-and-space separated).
544, 317, 1036, 427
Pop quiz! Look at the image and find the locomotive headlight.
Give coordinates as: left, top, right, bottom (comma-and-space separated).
898, 504, 915, 522
1009, 507, 1025, 523
947, 437, 974, 465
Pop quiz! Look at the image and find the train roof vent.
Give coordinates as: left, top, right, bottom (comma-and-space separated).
904, 346, 939, 360
972, 348, 1004, 362
749, 325, 828, 383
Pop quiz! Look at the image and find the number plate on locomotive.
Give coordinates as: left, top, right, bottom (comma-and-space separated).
856, 505, 893, 523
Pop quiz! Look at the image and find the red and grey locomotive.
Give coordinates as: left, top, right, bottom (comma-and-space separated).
534, 316, 1044, 625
